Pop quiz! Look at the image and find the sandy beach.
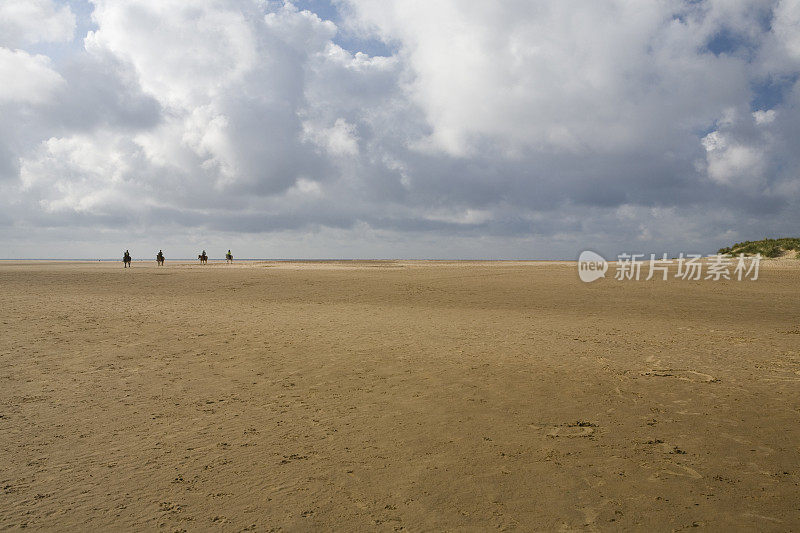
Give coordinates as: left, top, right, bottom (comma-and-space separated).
1, 260, 799, 531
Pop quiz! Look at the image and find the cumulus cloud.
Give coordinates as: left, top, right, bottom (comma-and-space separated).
0, 0, 799, 258
0, 0, 76, 47
771, 0, 800, 62
0, 48, 64, 104
341, 0, 751, 156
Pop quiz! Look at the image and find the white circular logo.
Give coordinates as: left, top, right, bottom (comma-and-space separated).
578, 250, 608, 282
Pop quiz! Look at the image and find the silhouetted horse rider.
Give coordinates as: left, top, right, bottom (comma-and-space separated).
156, 250, 165, 266
226, 250, 233, 263
123, 250, 131, 268
198, 250, 208, 264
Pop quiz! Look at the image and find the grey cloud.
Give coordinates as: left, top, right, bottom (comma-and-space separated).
49, 52, 163, 132
1, 0, 799, 259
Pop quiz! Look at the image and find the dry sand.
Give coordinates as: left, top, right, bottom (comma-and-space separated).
1, 260, 799, 531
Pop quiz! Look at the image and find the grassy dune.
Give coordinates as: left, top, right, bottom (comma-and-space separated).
718, 237, 800, 258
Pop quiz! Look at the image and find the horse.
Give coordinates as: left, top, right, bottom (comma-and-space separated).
226, 251, 233, 264
157, 251, 165, 266
123, 252, 131, 268
198, 252, 208, 264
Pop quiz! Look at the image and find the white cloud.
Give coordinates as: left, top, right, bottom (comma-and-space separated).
704, 140, 766, 187
18, 132, 134, 218
289, 177, 322, 196
772, 0, 800, 63
302, 117, 359, 156
701, 106, 778, 190
0, 48, 64, 104
0, 0, 75, 47
85, 0, 258, 108
340, 0, 752, 156
752, 109, 777, 125
424, 208, 493, 226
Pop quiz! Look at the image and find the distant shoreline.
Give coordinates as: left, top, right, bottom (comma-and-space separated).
0, 258, 575, 262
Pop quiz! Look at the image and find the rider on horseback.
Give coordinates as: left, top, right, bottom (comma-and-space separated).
157, 250, 165, 265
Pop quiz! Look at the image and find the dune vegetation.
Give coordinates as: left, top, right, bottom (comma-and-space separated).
718, 237, 800, 258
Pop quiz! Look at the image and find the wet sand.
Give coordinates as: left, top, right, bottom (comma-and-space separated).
1, 260, 799, 530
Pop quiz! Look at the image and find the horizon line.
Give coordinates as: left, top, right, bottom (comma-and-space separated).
0, 257, 577, 262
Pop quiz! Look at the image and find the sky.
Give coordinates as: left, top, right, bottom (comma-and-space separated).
0, 0, 799, 259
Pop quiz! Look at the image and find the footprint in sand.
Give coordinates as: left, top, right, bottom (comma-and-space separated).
648, 463, 702, 480
742, 513, 783, 524
544, 422, 597, 438
548, 426, 595, 437
614, 387, 641, 403
641, 369, 718, 383
718, 434, 774, 456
